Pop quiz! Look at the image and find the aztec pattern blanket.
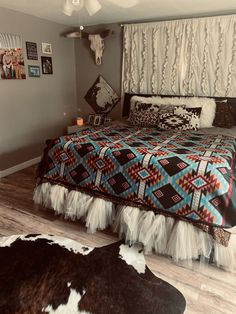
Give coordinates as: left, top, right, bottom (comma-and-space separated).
37, 125, 236, 229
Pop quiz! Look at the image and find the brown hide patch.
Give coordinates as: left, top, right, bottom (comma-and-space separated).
0, 235, 186, 314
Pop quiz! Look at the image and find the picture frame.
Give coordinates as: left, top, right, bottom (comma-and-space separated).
42, 42, 52, 54
26, 42, 38, 60
93, 115, 103, 126
41, 56, 53, 74
0, 32, 26, 80
28, 65, 40, 77
88, 114, 95, 125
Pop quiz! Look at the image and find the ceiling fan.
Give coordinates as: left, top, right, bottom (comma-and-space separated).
62, 0, 140, 17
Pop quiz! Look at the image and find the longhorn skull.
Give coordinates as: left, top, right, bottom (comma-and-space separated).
84, 29, 112, 65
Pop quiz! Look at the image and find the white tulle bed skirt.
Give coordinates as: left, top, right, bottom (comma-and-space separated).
33, 182, 236, 272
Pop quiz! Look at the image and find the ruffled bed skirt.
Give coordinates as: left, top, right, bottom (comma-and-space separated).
33, 182, 236, 272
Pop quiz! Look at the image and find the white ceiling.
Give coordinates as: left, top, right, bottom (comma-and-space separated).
0, 0, 235, 27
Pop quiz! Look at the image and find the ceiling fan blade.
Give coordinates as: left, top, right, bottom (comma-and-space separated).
107, 0, 139, 8
62, 0, 74, 16
84, 0, 102, 16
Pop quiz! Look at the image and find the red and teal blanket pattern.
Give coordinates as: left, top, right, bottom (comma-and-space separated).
37, 125, 236, 229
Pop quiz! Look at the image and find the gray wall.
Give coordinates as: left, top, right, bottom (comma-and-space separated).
0, 7, 77, 170
75, 24, 123, 120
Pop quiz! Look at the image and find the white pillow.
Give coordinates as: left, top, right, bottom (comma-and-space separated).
130, 95, 216, 128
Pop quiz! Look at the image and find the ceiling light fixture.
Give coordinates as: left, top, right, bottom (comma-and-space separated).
62, 0, 140, 17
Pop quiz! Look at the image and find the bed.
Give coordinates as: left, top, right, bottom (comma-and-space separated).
34, 96, 236, 271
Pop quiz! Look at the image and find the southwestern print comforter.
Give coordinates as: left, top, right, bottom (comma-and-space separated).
37, 125, 236, 229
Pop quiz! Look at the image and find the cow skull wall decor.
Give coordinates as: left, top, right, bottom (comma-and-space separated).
61, 28, 113, 65
85, 30, 112, 65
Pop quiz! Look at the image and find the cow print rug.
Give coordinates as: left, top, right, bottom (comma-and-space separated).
0, 234, 186, 314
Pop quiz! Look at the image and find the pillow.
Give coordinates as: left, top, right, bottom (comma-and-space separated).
213, 100, 234, 129
158, 113, 192, 131
129, 109, 159, 127
174, 107, 202, 130
132, 100, 160, 113
84, 75, 120, 114
130, 95, 216, 128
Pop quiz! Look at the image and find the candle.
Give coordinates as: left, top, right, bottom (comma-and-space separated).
76, 117, 84, 126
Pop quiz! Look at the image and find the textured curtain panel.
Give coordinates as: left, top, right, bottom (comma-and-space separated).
122, 15, 236, 97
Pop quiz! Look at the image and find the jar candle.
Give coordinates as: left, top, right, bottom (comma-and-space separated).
76, 117, 84, 126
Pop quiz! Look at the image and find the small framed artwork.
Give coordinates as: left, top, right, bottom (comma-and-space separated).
42, 42, 52, 54
28, 65, 40, 77
88, 114, 95, 125
26, 42, 38, 60
41, 56, 53, 74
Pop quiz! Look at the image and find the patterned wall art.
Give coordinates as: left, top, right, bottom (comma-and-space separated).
26, 42, 38, 60
0, 32, 26, 80
84, 75, 120, 114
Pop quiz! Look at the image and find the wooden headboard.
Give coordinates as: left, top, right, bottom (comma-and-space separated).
122, 93, 236, 125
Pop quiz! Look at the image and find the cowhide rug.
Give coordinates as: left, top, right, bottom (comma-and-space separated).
0, 234, 186, 314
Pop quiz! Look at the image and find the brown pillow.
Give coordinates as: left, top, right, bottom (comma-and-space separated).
129, 109, 159, 127
213, 100, 234, 129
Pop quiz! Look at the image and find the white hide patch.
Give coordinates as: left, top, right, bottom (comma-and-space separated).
42, 288, 91, 314
0, 234, 94, 256
119, 244, 146, 274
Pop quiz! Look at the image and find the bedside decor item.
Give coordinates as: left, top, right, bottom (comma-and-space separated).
87, 113, 111, 126
25, 42, 38, 60
0, 32, 26, 80
76, 117, 84, 126
28, 65, 40, 77
0, 234, 186, 314
84, 75, 120, 114
42, 42, 52, 54
41, 56, 53, 74
93, 114, 103, 126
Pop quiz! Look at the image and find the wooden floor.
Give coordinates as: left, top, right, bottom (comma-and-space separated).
0, 166, 235, 314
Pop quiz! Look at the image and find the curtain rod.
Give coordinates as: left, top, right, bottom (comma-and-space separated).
119, 13, 236, 27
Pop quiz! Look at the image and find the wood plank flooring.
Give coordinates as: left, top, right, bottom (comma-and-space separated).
0, 166, 235, 314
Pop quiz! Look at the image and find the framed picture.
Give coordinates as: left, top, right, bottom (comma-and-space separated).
28, 65, 40, 77
41, 56, 53, 74
93, 115, 103, 126
26, 42, 38, 60
88, 114, 95, 125
0, 32, 26, 80
42, 42, 52, 54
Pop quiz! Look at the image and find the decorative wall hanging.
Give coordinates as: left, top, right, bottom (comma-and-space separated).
42, 42, 52, 54
41, 56, 53, 74
0, 32, 26, 80
84, 75, 120, 114
28, 65, 40, 77
26, 42, 38, 60
122, 14, 236, 98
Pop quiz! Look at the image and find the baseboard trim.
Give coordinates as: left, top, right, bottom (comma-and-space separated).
0, 156, 41, 178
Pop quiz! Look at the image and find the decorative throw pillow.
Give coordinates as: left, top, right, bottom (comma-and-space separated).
213, 100, 234, 128
130, 95, 216, 128
84, 75, 120, 114
174, 107, 202, 130
158, 113, 192, 130
159, 104, 185, 114
129, 109, 159, 127
132, 101, 160, 113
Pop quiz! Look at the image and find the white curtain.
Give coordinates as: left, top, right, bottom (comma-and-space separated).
121, 15, 236, 97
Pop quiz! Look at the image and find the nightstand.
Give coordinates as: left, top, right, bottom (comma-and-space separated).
67, 125, 89, 134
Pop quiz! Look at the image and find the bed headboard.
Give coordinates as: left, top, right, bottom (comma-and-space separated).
122, 93, 236, 125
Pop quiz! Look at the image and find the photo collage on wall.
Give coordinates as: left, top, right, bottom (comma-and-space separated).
0, 32, 54, 80
26, 41, 53, 77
